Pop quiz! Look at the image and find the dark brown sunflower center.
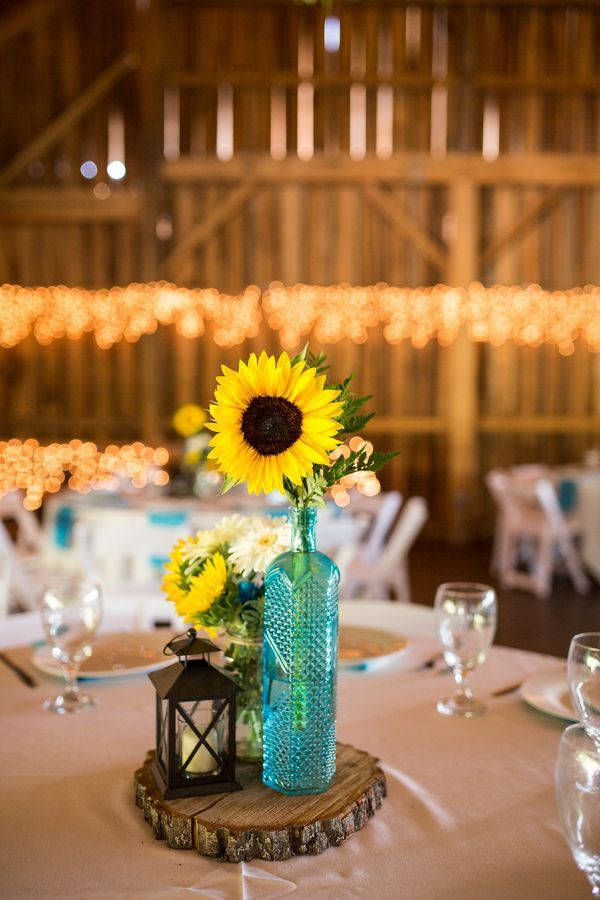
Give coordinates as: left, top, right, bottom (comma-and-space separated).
241, 396, 303, 456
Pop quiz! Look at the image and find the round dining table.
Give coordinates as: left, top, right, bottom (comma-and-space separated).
0, 600, 588, 899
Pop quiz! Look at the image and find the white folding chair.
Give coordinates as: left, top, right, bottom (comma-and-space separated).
0, 491, 43, 554
358, 490, 403, 565
0, 520, 43, 611
333, 491, 402, 585
487, 474, 590, 598
339, 496, 428, 602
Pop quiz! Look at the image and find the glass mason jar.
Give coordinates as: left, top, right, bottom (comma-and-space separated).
262, 507, 340, 795
222, 629, 263, 763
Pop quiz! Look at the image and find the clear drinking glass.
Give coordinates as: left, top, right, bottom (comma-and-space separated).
39, 578, 103, 714
434, 582, 497, 718
568, 633, 600, 740
555, 723, 600, 896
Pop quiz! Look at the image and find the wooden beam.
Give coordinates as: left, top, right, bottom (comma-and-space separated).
0, 52, 139, 187
162, 154, 600, 187
161, 181, 259, 277
479, 416, 600, 434
0, 189, 140, 222
0, 0, 67, 49
364, 416, 446, 435
363, 184, 447, 271
480, 188, 566, 265
445, 181, 480, 542
174, 70, 600, 93
164, 0, 600, 7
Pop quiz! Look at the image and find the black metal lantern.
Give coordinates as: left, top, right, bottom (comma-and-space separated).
149, 629, 242, 799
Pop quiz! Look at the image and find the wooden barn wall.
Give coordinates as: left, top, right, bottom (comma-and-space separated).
1, 0, 600, 537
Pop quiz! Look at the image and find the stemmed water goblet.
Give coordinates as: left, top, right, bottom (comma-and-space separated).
434, 582, 497, 718
555, 723, 600, 896
39, 578, 103, 714
568, 633, 600, 742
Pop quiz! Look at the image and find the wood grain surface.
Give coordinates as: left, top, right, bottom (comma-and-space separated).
134, 742, 387, 862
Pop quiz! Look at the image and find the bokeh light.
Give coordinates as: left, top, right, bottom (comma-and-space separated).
0, 281, 598, 353
0, 441, 169, 509
80, 160, 98, 179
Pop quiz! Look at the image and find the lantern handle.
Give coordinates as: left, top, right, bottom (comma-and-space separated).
163, 628, 197, 657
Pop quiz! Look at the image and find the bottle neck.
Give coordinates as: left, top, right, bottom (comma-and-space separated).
289, 507, 317, 553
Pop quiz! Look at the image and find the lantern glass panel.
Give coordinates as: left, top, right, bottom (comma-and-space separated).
175, 699, 229, 778
157, 697, 169, 768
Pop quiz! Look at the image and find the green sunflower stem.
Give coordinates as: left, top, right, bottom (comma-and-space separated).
223, 630, 263, 763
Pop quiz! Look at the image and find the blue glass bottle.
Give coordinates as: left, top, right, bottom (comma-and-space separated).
262, 507, 339, 795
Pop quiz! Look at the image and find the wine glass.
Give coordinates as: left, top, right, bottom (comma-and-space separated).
434, 582, 497, 718
555, 723, 600, 896
39, 578, 103, 714
568, 633, 600, 740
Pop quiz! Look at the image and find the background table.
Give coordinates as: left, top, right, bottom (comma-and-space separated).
42, 490, 362, 588
0, 601, 588, 899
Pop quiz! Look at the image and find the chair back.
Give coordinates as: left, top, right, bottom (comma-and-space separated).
378, 496, 428, 572
510, 464, 551, 480
535, 478, 576, 537
0, 491, 42, 553
360, 491, 403, 564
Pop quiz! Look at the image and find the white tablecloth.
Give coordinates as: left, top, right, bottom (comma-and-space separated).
0, 601, 588, 899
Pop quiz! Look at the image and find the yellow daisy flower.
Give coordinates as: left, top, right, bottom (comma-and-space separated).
172, 403, 207, 437
206, 351, 344, 494
175, 552, 227, 623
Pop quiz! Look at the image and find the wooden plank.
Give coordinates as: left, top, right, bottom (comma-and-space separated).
171, 184, 198, 408
444, 180, 479, 541
174, 71, 600, 93
364, 415, 445, 434
161, 181, 258, 277
0, 189, 141, 222
363, 183, 447, 270
479, 416, 600, 434
0, 0, 67, 50
480, 187, 566, 265
279, 186, 303, 285
0, 53, 139, 187
162, 153, 600, 186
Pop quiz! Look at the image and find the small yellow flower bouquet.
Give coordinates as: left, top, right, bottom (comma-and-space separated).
162, 512, 290, 762
162, 513, 290, 637
172, 403, 207, 439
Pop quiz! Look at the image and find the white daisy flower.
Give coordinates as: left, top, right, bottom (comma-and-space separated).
212, 514, 253, 546
229, 516, 291, 577
180, 528, 218, 569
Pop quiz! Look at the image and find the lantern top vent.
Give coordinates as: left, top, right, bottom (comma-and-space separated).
148, 628, 239, 700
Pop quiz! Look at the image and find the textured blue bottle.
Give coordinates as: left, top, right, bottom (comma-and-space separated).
262, 507, 339, 795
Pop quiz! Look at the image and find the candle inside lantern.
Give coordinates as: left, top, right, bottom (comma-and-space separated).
181, 724, 219, 774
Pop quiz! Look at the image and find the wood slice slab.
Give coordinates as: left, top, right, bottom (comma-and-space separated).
134, 742, 387, 862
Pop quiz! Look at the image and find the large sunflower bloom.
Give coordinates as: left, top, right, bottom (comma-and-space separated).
175, 552, 227, 623
206, 351, 344, 494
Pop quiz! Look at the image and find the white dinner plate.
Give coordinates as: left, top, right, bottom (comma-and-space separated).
338, 624, 411, 671
520, 668, 577, 722
32, 631, 176, 681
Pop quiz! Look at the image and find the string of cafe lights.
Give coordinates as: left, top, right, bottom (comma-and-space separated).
263, 282, 600, 355
0, 283, 262, 350
1, 281, 599, 354
0, 440, 170, 510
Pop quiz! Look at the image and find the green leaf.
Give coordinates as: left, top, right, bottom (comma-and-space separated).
290, 344, 309, 366
219, 474, 239, 495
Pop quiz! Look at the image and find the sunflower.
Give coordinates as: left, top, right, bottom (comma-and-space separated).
172, 552, 228, 623
172, 403, 207, 437
206, 351, 343, 494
